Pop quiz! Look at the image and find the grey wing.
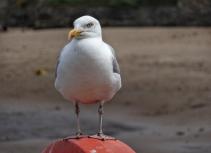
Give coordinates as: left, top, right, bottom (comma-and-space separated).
107, 45, 120, 74
112, 56, 120, 74
55, 56, 60, 78
55, 49, 63, 78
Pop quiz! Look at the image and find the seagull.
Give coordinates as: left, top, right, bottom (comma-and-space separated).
55, 15, 121, 140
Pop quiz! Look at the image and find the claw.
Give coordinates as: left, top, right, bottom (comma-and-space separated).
63, 134, 88, 141
89, 134, 116, 141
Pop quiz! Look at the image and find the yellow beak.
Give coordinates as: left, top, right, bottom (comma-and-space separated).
68, 29, 82, 40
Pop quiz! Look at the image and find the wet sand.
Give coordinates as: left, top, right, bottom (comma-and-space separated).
0, 27, 211, 153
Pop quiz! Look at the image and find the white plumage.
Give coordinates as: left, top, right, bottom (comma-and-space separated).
54, 15, 121, 139
55, 16, 121, 104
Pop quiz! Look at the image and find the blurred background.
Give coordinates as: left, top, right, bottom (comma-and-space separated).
0, 0, 211, 153
1, 0, 211, 28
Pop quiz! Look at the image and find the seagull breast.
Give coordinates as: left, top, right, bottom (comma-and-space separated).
55, 38, 121, 104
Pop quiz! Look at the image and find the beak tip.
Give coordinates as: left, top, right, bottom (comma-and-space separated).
68, 29, 81, 40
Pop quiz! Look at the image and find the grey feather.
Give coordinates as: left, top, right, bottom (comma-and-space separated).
55, 58, 59, 78
112, 57, 120, 74
107, 44, 120, 74
55, 50, 62, 78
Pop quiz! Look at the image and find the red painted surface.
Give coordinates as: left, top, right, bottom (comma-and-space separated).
42, 137, 136, 153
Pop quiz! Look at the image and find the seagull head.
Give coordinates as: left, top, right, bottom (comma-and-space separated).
68, 15, 102, 40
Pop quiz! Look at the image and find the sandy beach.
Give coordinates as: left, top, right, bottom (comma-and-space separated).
0, 27, 211, 153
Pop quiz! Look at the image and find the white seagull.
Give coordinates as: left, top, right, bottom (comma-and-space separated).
55, 15, 121, 140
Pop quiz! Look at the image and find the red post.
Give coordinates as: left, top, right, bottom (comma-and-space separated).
42, 137, 136, 153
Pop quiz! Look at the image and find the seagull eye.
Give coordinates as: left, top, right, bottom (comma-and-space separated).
86, 22, 94, 28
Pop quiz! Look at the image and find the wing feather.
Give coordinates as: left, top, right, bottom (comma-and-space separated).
107, 44, 120, 74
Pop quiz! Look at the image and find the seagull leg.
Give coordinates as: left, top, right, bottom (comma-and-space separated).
89, 101, 115, 141
75, 102, 82, 137
98, 101, 104, 136
63, 102, 87, 141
